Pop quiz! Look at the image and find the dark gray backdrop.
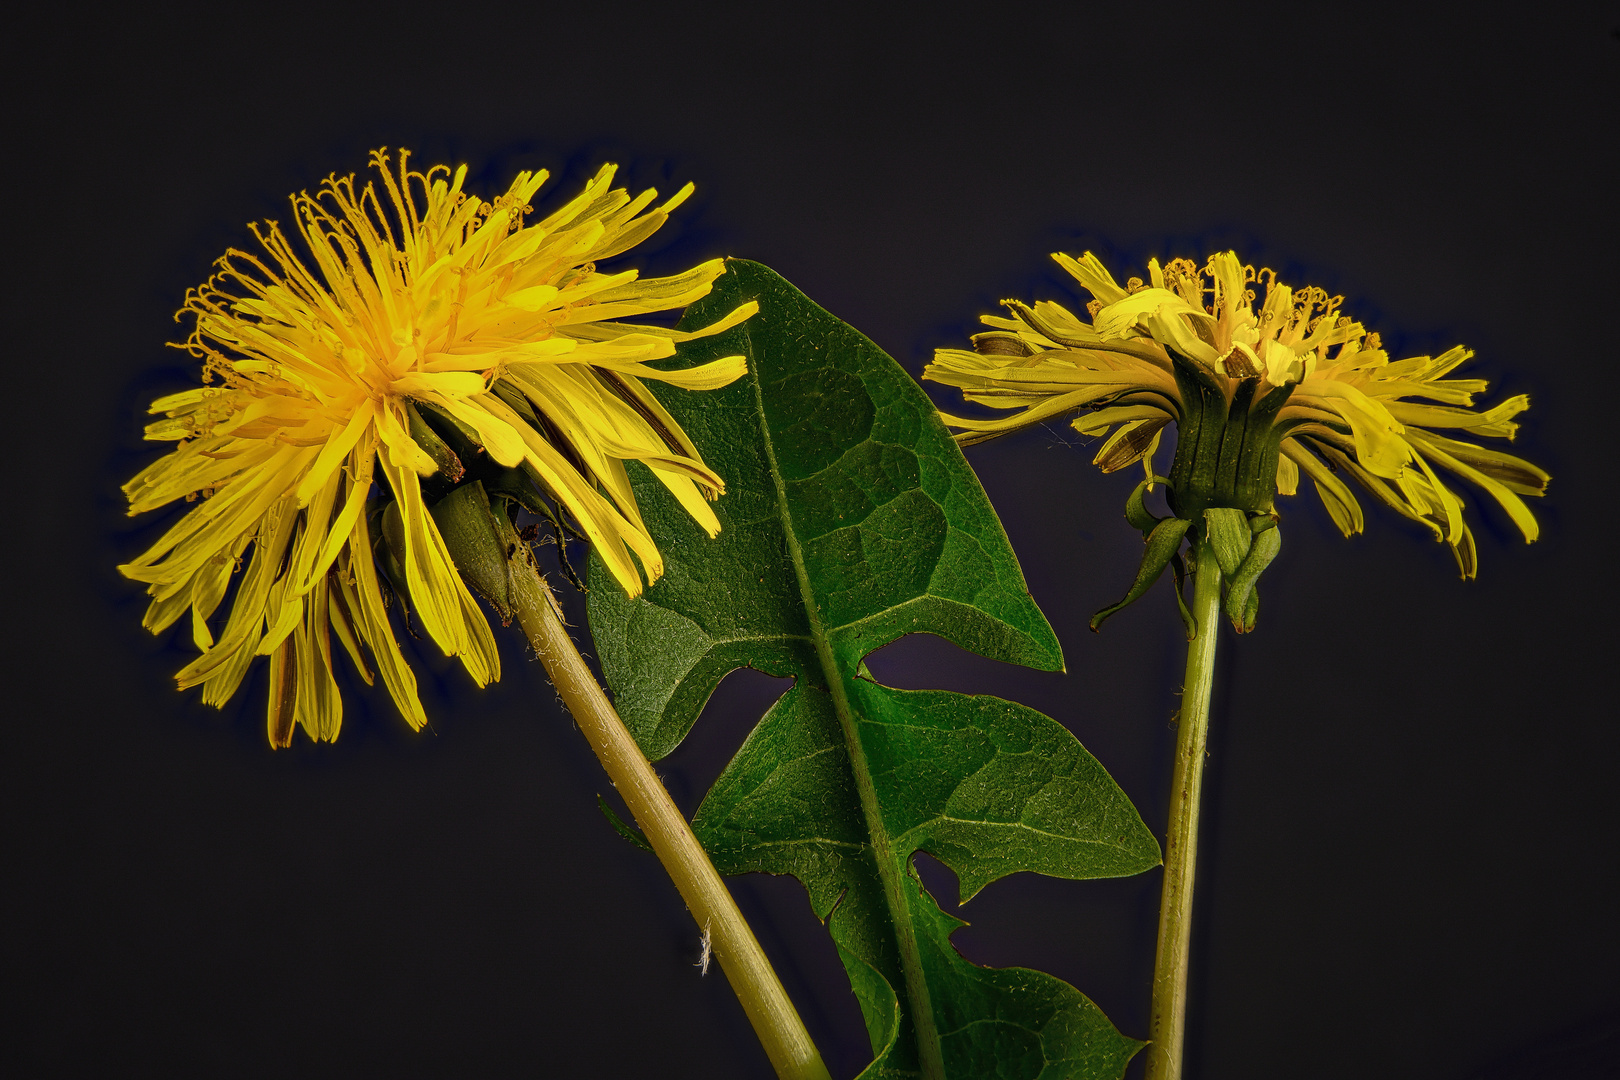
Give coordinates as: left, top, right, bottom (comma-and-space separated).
3, 4, 1616, 1078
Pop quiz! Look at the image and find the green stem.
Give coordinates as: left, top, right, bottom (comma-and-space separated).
506, 550, 831, 1080
1143, 538, 1223, 1080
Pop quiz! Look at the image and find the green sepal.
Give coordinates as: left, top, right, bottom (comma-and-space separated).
482, 466, 588, 593
404, 401, 464, 483
1213, 379, 1260, 505
1090, 516, 1192, 632
375, 498, 408, 595
484, 465, 556, 521
597, 794, 653, 853
1164, 354, 1291, 518
1125, 475, 1173, 534
1241, 584, 1260, 633
490, 377, 544, 429
1223, 523, 1280, 633
1166, 344, 1225, 394
429, 480, 516, 625
1170, 550, 1197, 641
1203, 507, 1252, 577
410, 398, 486, 462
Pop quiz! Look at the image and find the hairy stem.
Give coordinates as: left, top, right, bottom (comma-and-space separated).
1144, 538, 1223, 1080
506, 550, 831, 1080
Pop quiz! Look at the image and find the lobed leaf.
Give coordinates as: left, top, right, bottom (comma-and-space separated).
588, 261, 1158, 1079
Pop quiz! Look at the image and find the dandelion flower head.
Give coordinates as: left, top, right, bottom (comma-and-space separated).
121, 149, 753, 746
925, 251, 1548, 577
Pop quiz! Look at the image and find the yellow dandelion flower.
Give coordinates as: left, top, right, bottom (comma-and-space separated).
121, 149, 753, 747
924, 251, 1548, 579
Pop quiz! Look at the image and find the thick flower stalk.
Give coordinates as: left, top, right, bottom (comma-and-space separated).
925, 251, 1547, 594
120, 149, 754, 746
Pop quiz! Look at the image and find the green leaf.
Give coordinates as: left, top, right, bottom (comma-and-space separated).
587, 260, 1159, 1079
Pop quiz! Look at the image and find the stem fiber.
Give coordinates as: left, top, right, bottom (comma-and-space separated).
1144, 538, 1223, 1080
506, 549, 831, 1080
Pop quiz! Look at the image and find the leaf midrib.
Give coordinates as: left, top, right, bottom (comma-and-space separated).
740, 316, 946, 1080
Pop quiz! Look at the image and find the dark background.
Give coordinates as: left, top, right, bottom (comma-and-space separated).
3, 3, 1616, 1078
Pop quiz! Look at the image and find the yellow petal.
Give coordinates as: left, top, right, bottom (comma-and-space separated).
1283, 442, 1364, 536
1407, 430, 1541, 542
627, 355, 748, 391
1093, 288, 1206, 340
391, 371, 488, 400
1052, 251, 1129, 305
1295, 379, 1411, 477
347, 524, 428, 731
294, 398, 375, 506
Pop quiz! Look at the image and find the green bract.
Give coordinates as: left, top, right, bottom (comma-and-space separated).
589, 261, 1160, 1080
